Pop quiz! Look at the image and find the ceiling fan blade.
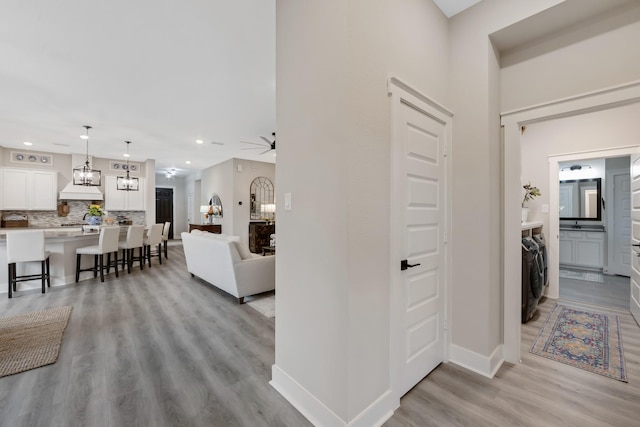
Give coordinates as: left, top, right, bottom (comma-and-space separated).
241, 140, 267, 147
259, 148, 272, 155
260, 136, 273, 145
211, 141, 224, 145
241, 147, 263, 150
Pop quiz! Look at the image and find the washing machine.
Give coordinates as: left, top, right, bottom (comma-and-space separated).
522, 236, 544, 323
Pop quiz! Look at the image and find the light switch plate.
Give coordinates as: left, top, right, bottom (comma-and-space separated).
284, 193, 292, 211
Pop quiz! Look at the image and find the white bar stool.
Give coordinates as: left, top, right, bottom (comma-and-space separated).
6, 230, 50, 298
143, 224, 164, 267
75, 226, 120, 283
162, 221, 171, 259
119, 225, 145, 273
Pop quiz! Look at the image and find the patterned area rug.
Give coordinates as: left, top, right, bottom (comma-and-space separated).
530, 304, 627, 382
0, 306, 72, 377
559, 269, 604, 283
246, 293, 275, 318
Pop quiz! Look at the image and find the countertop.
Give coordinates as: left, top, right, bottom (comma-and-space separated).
559, 225, 606, 232
0, 225, 127, 238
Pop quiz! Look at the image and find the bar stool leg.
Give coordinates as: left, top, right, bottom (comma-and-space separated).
93, 255, 98, 278
41, 260, 46, 294
8, 263, 13, 298
114, 252, 119, 278
46, 258, 51, 287
76, 254, 81, 282
99, 255, 105, 282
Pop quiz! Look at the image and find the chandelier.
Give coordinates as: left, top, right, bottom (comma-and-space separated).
73, 125, 102, 186
117, 141, 140, 191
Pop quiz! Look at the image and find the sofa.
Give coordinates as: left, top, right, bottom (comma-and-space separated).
181, 230, 275, 303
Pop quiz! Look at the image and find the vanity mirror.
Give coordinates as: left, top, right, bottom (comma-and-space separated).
559, 178, 602, 221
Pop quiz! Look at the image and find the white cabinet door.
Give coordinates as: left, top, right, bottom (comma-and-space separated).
104, 175, 145, 211
127, 178, 145, 211
104, 176, 126, 210
1, 169, 29, 209
31, 171, 57, 210
559, 230, 604, 268
559, 232, 574, 264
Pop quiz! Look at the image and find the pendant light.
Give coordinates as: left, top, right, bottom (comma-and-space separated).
116, 141, 139, 191
73, 125, 102, 186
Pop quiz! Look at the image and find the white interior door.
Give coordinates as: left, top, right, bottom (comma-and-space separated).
629, 154, 640, 325
607, 170, 630, 276
391, 82, 448, 397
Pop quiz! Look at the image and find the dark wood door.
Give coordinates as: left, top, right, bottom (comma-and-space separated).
156, 188, 174, 239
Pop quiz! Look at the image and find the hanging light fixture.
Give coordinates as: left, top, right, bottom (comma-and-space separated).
116, 141, 140, 191
73, 125, 102, 186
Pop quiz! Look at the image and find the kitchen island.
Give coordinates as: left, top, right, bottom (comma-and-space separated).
0, 226, 127, 294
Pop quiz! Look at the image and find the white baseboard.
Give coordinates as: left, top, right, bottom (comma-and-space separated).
271, 364, 395, 427
449, 344, 504, 378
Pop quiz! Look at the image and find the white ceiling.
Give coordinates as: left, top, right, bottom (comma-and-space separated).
432, 0, 483, 18
0, 0, 276, 176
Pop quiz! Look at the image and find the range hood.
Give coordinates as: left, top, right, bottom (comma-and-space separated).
59, 154, 103, 201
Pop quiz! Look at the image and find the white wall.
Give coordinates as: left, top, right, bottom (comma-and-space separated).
501, 7, 640, 112
200, 159, 234, 235
232, 158, 276, 245
197, 158, 275, 246
274, 0, 450, 424
448, 0, 564, 360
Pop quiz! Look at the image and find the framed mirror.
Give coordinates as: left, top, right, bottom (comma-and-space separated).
208, 194, 223, 217
250, 177, 275, 220
559, 178, 602, 221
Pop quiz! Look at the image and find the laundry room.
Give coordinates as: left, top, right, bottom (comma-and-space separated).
519, 101, 640, 317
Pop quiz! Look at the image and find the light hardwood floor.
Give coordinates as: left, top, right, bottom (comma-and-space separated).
2, 245, 639, 426
0, 244, 312, 427
559, 270, 629, 310
385, 296, 640, 427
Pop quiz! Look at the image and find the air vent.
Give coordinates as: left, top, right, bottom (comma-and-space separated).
10, 151, 53, 166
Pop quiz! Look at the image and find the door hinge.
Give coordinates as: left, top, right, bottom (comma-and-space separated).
444, 232, 448, 244
443, 143, 448, 157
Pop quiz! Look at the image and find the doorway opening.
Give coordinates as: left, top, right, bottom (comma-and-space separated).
501, 81, 640, 364
551, 154, 630, 311
156, 187, 174, 239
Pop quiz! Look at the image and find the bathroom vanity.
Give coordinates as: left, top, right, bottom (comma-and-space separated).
559, 226, 605, 270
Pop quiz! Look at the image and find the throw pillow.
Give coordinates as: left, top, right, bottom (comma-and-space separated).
234, 241, 253, 260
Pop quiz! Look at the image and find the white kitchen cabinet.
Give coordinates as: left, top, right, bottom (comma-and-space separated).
559, 230, 605, 269
104, 176, 145, 211
1, 168, 57, 210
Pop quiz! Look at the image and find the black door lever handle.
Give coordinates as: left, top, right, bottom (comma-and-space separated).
633, 244, 640, 247
401, 259, 421, 271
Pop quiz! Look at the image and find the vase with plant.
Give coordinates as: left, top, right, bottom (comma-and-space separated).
85, 204, 104, 226
521, 183, 541, 223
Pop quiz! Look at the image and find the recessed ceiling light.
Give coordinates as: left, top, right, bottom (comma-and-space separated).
185, 160, 191, 165
23, 141, 32, 146
196, 139, 204, 144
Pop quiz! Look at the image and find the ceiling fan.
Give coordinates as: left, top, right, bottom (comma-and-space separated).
241, 132, 276, 154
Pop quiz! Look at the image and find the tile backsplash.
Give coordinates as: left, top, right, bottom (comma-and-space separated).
1, 200, 146, 227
